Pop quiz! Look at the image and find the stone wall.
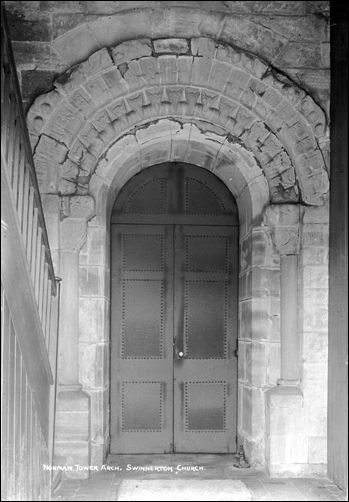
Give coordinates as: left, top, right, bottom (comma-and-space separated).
300, 206, 329, 470
5, 1, 330, 113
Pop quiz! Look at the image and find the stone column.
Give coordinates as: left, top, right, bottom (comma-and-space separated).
59, 219, 87, 387
264, 205, 301, 386
54, 196, 95, 479
279, 253, 299, 385
264, 205, 306, 476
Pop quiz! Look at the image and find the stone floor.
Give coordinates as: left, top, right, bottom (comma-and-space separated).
53, 455, 347, 501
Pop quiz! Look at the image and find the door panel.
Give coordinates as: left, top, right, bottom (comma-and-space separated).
110, 224, 238, 454
173, 226, 238, 452
110, 225, 174, 453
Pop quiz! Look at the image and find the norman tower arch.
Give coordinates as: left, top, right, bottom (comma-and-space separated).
27, 33, 329, 475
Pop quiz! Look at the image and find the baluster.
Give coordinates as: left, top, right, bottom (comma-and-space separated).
7, 321, 16, 501
26, 389, 32, 501
45, 284, 52, 348
17, 142, 25, 229
1, 292, 10, 501
38, 246, 45, 321
8, 107, 18, 192
30, 209, 38, 286
26, 188, 34, 266
14, 339, 21, 491
42, 265, 49, 338
34, 230, 42, 305
20, 356, 26, 498
1, 62, 11, 156
22, 167, 30, 252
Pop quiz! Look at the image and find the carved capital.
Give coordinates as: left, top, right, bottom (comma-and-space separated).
263, 205, 301, 255
61, 195, 95, 220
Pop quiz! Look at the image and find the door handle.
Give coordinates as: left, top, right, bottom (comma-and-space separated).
178, 351, 184, 359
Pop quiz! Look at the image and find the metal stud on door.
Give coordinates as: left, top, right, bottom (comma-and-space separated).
173, 225, 238, 453
110, 163, 238, 454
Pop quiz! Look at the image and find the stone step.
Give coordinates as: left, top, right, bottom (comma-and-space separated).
116, 479, 252, 501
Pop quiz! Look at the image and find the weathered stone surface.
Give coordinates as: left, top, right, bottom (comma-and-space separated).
274, 42, 323, 68
79, 266, 106, 297
79, 225, 107, 266
53, 23, 101, 65
153, 38, 189, 55
61, 219, 87, 251
251, 15, 328, 42
12, 41, 66, 71
110, 39, 152, 65
79, 342, 108, 388
308, 436, 327, 464
239, 298, 273, 341
54, 389, 90, 478
54, 441, 90, 479
303, 265, 328, 289
268, 342, 281, 384
79, 297, 108, 342
266, 387, 311, 472
25, 36, 329, 205
6, 9, 51, 41
20, 69, 55, 104
264, 205, 301, 254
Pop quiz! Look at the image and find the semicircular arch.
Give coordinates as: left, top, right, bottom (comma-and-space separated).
28, 37, 329, 206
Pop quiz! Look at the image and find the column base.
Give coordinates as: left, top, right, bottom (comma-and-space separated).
54, 388, 91, 479
266, 385, 309, 477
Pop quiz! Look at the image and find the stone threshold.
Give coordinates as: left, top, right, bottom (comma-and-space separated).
116, 479, 252, 501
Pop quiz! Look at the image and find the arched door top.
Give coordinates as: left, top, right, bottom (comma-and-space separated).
111, 163, 239, 226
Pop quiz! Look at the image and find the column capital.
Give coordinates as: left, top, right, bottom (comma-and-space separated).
61, 195, 95, 219
263, 204, 301, 255
60, 195, 95, 252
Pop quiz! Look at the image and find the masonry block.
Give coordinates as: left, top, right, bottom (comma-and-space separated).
21, 69, 55, 103
153, 38, 189, 55
6, 10, 51, 41
305, 404, 327, 436
303, 265, 328, 289
250, 342, 268, 386
243, 436, 265, 466
55, 389, 90, 478
111, 39, 152, 65
242, 386, 264, 438
89, 389, 109, 443
275, 41, 323, 68
302, 226, 329, 247
267, 342, 281, 385
302, 205, 329, 224
79, 342, 109, 389
79, 226, 106, 266
308, 436, 327, 464
266, 386, 313, 476
79, 297, 108, 342
54, 441, 90, 479
251, 268, 280, 298
79, 266, 106, 297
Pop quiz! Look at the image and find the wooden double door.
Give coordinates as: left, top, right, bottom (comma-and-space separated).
110, 222, 238, 453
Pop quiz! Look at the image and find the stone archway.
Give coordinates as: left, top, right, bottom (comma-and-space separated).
28, 37, 329, 477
